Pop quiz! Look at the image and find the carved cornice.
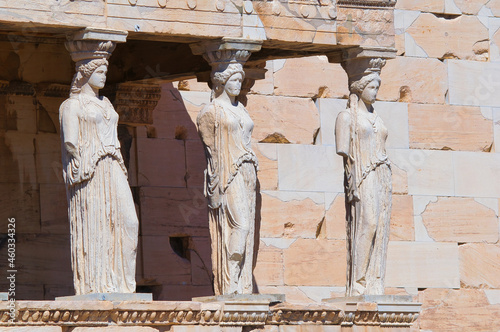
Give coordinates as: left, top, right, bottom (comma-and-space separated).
0, 301, 420, 328
379, 311, 420, 327
268, 305, 344, 325
5, 308, 216, 326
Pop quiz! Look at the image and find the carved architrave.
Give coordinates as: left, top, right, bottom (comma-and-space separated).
0, 301, 420, 327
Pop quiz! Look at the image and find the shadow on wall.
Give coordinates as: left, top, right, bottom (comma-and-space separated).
0, 85, 74, 300
129, 81, 214, 300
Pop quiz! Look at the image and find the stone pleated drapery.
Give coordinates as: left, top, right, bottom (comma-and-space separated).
192, 39, 262, 295
336, 56, 392, 296
60, 29, 138, 295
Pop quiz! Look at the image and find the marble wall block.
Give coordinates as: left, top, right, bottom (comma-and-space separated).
137, 138, 186, 187
273, 56, 348, 99
35, 133, 62, 184
250, 61, 274, 96
378, 57, 447, 104
395, 0, 448, 13
284, 239, 346, 287
386, 241, 460, 288
0, 183, 40, 233
140, 187, 209, 236
40, 184, 68, 234
453, 0, 490, 15
0, 328, 63, 332
460, 243, 500, 288
246, 95, 320, 144
260, 191, 325, 239
421, 197, 498, 243
323, 193, 347, 240
408, 103, 493, 151
453, 151, 500, 197
390, 195, 415, 241
392, 163, 409, 195
152, 87, 209, 140
494, 108, 500, 151
448, 60, 500, 107
185, 139, 206, 189
253, 242, 284, 286
141, 235, 192, 286
189, 236, 212, 286
278, 145, 343, 193
2, 131, 37, 185
419, 289, 500, 331
405, 14, 488, 60
316, 98, 347, 147
0, 234, 72, 288
254, 143, 278, 191
388, 149, 454, 196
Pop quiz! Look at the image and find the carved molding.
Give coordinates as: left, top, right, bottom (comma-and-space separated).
379, 312, 420, 327
4, 309, 216, 326
114, 83, 162, 125
42, 84, 71, 98
0, 301, 420, 328
268, 308, 344, 325
0, 81, 35, 96
337, 0, 396, 8
268, 306, 418, 327
0, 82, 72, 98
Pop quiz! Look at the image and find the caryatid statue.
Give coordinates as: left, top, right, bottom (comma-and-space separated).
335, 58, 392, 296
196, 47, 260, 295
60, 35, 139, 295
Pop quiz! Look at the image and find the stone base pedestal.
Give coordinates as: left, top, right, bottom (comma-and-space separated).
55, 293, 153, 301
193, 293, 285, 304
0, 297, 420, 331
324, 295, 413, 303
322, 295, 421, 329
193, 294, 285, 327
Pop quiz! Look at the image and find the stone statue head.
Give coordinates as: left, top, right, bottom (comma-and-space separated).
211, 62, 246, 100
347, 58, 385, 108
70, 58, 109, 95
65, 40, 115, 96
350, 58, 385, 96
350, 72, 382, 97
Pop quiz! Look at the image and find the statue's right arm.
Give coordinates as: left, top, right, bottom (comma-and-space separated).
335, 111, 351, 158
197, 105, 216, 151
60, 99, 80, 159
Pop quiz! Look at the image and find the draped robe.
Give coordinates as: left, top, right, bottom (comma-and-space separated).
60, 94, 138, 295
197, 100, 258, 295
